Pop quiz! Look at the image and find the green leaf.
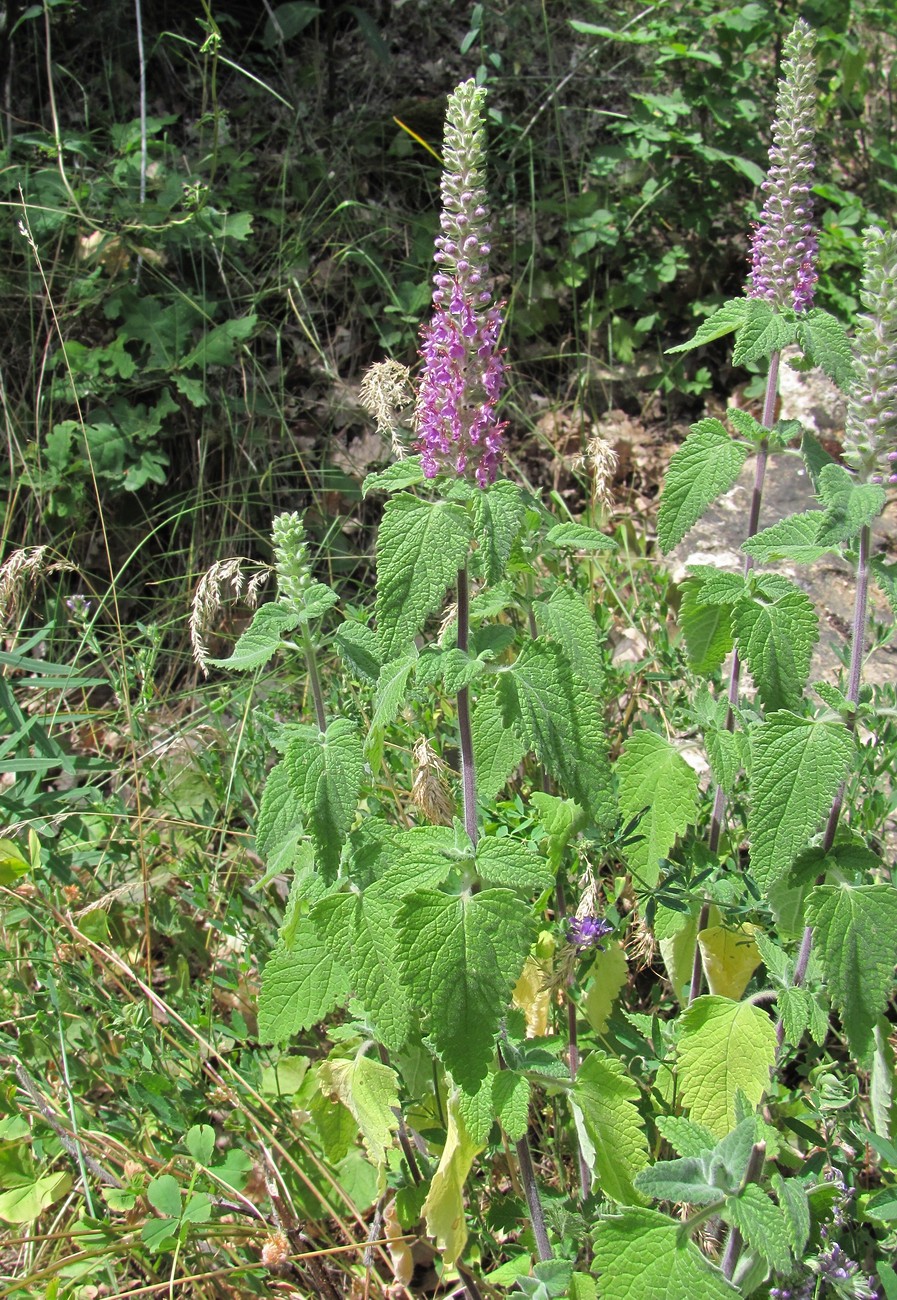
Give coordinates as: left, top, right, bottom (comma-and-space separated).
182, 1192, 212, 1224
800, 429, 840, 491
472, 683, 527, 802
530, 792, 587, 871
666, 298, 748, 353
654, 1116, 717, 1158
771, 1172, 810, 1256
207, 603, 298, 671
0, 1172, 73, 1224
255, 760, 305, 872
396, 888, 537, 1092
777, 986, 829, 1048
473, 481, 526, 583
362, 456, 424, 497
731, 299, 796, 365
284, 718, 363, 880
499, 639, 614, 826
475, 836, 553, 894
364, 652, 418, 770
871, 556, 897, 618
795, 309, 856, 389
634, 1156, 720, 1205
364, 825, 457, 904
704, 727, 747, 795
334, 621, 383, 684
804, 884, 897, 1061
416, 647, 487, 694
572, 1052, 650, 1204
492, 1069, 531, 1141
182, 313, 256, 368
592, 1208, 738, 1299
185, 1125, 216, 1166
0, 838, 30, 887
733, 574, 818, 710
684, 566, 748, 606
741, 511, 834, 564
458, 1073, 496, 1145
678, 580, 734, 675
677, 997, 777, 1137
545, 522, 616, 551
311, 890, 412, 1053
375, 495, 472, 659
748, 712, 854, 891
318, 1054, 400, 1166
657, 421, 749, 552
816, 463, 887, 545
616, 731, 699, 889
140, 1217, 180, 1252
147, 1174, 182, 1219
535, 585, 606, 693
722, 1184, 792, 1274
257, 919, 350, 1043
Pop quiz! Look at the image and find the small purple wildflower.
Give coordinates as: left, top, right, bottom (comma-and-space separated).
415, 80, 506, 487
746, 19, 818, 313
65, 594, 91, 618
565, 915, 613, 951
843, 226, 897, 484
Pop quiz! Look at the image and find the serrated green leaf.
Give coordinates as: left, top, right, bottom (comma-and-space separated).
658, 421, 749, 553
318, 1054, 400, 1165
635, 1155, 720, 1205
417, 646, 487, 694
362, 456, 425, 497
365, 825, 456, 904
396, 888, 537, 1092
288, 582, 339, 623
871, 556, 897, 618
685, 566, 749, 605
285, 718, 363, 880
535, 584, 606, 693
592, 1208, 738, 1299
311, 891, 411, 1052
655, 1116, 717, 1158
723, 1183, 793, 1273
545, 522, 616, 551
771, 1173, 810, 1256
795, 309, 856, 389
530, 791, 587, 871
678, 997, 777, 1137
726, 406, 765, 443
365, 652, 418, 769
255, 760, 305, 872
800, 429, 839, 490
334, 620, 383, 684
572, 1052, 650, 1204
748, 712, 854, 891
582, 943, 629, 1035
666, 298, 748, 354
207, 602, 299, 671
816, 463, 887, 545
804, 884, 897, 1061
376, 495, 472, 659
777, 986, 829, 1048
732, 300, 796, 365
704, 727, 746, 795
473, 480, 526, 583
492, 1069, 531, 1140
679, 581, 734, 675
616, 731, 699, 889
499, 639, 614, 826
458, 1073, 495, 1145
733, 574, 818, 710
475, 836, 553, 894
741, 511, 834, 564
257, 919, 350, 1042
472, 682, 527, 802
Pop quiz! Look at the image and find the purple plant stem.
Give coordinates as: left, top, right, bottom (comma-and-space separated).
688, 354, 779, 1005
777, 522, 872, 1049
515, 1121, 554, 1262
721, 1141, 767, 1280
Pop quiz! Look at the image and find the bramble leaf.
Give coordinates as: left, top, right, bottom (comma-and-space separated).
816, 463, 887, 545
318, 1053, 400, 1166
804, 884, 897, 1061
208, 603, 299, 671
572, 1052, 650, 1204
616, 731, 699, 889
592, 1208, 738, 1299
311, 890, 412, 1053
472, 683, 528, 802
733, 574, 818, 710
536, 584, 606, 693
285, 719, 364, 880
396, 888, 537, 1092
748, 712, 854, 891
658, 420, 749, 552
375, 495, 472, 659
665, 298, 748, 353
678, 996, 777, 1136
258, 920, 350, 1043
499, 639, 614, 826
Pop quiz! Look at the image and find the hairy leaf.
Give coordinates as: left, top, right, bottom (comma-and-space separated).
635, 1156, 720, 1205
473, 480, 526, 583
655, 1116, 717, 1158
472, 682, 528, 803
492, 1069, 531, 1141
536, 584, 606, 693
816, 463, 887, 545
365, 651, 418, 770
334, 620, 383, 684
208, 603, 299, 672
741, 511, 833, 564
732, 300, 796, 365
616, 730, 699, 888
871, 556, 897, 618
592, 1208, 738, 1299
795, 309, 856, 389
318, 1054, 400, 1166
255, 759, 305, 872
733, 574, 818, 710
679, 580, 734, 674
546, 522, 616, 550
475, 836, 553, 894
362, 456, 425, 497
723, 1184, 792, 1274
258, 921, 350, 1043
285, 719, 364, 880
678, 997, 777, 1137
666, 298, 748, 353
572, 1052, 650, 1204
771, 1172, 810, 1257
658, 420, 749, 552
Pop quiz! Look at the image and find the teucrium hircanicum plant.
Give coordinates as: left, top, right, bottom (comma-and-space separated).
199, 49, 895, 1300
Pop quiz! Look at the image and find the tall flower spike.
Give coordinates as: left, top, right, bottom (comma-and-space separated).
415, 80, 506, 486
747, 19, 818, 312
842, 226, 897, 484
272, 511, 313, 611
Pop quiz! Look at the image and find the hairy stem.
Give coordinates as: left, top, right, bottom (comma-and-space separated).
456, 566, 479, 846
516, 1126, 554, 1262
721, 1141, 767, 1280
300, 623, 328, 733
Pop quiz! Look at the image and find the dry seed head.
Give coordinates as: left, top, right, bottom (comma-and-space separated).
260, 1231, 291, 1269
359, 359, 413, 458
0, 546, 73, 625
190, 557, 270, 675
411, 736, 455, 825
584, 432, 618, 511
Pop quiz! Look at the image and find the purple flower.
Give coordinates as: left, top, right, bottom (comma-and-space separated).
414, 80, 506, 487
565, 915, 613, 951
843, 227, 897, 484
746, 19, 818, 313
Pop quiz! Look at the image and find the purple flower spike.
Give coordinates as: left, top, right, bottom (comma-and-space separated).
747, 19, 819, 313
414, 80, 506, 486
565, 915, 613, 951
843, 227, 897, 483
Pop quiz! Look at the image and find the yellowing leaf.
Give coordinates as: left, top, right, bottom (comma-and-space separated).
318, 1053, 400, 1166
513, 954, 553, 1037
678, 997, 777, 1137
423, 1095, 485, 1266
0, 838, 30, 887
698, 925, 762, 1000
583, 943, 629, 1034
